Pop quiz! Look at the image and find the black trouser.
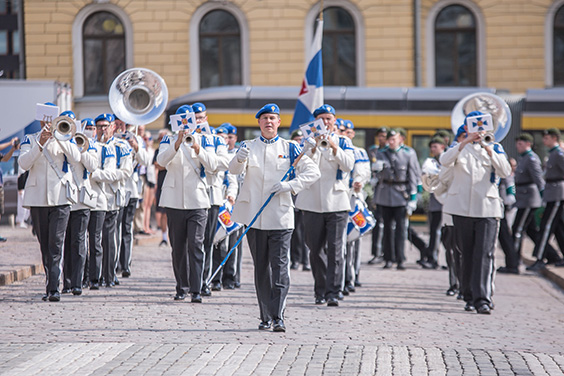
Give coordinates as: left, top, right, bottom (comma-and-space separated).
303, 210, 347, 300
442, 225, 461, 290
453, 215, 497, 308
425, 211, 442, 264
202, 205, 220, 286
102, 210, 118, 285
88, 211, 105, 283
211, 235, 237, 286
345, 239, 360, 285
514, 207, 562, 264
247, 228, 292, 322
371, 205, 383, 257
63, 209, 90, 290
31, 205, 71, 294
408, 226, 426, 260
533, 201, 564, 261
498, 213, 518, 269
118, 198, 138, 275
290, 209, 309, 266
233, 227, 244, 285
381, 205, 408, 264
166, 208, 207, 295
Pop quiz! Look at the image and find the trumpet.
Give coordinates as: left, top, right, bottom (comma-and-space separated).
74, 132, 90, 153
479, 131, 495, 148
317, 138, 330, 151
51, 115, 76, 142
183, 133, 195, 146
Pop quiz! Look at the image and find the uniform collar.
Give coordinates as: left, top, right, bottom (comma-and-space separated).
260, 134, 279, 144
549, 145, 560, 153
520, 149, 532, 157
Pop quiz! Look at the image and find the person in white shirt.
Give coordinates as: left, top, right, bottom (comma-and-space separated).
230, 103, 320, 332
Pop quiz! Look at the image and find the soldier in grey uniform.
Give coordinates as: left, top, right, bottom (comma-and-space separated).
508, 133, 561, 273
374, 128, 420, 270
527, 128, 564, 270
368, 127, 388, 264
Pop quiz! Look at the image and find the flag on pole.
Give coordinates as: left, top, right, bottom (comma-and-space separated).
290, 19, 324, 132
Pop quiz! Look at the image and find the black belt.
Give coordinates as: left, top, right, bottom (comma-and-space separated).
515, 181, 534, 186
383, 180, 408, 184
546, 178, 564, 183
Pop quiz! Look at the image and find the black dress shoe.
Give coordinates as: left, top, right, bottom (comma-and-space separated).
62, 288, 72, 294
497, 266, 519, 274
122, 270, 131, 278
337, 291, 344, 300
234, 282, 241, 288
273, 319, 286, 332
383, 261, 392, 269
223, 282, 235, 290
90, 282, 100, 290
464, 302, 475, 311
327, 298, 339, 307
526, 260, 546, 271
555, 260, 564, 267
397, 263, 406, 270
48, 291, 61, 302
302, 264, 311, 271
446, 287, 457, 296
456, 293, 464, 300
114, 277, 120, 286
342, 288, 350, 296
201, 286, 212, 296
345, 283, 355, 293
174, 293, 186, 300
476, 304, 491, 314
105, 282, 115, 288
258, 321, 271, 330
315, 297, 326, 305
354, 281, 362, 287
72, 287, 82, 296
290, 262, 299, 270
42, 294, 48, 301
368, 255, 381, 265
211, 282, 222, 291
191, 293, 202, 303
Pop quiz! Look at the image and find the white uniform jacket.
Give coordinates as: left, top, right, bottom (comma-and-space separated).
113, 138, 134, 207
19, 133, 81, 207
295, 133, 355, 213
350, 146, 371, 200
440, 142, 511, 219
68, 141, 99, 211
157, 133, 217, 210
204, 134, 231, 206
90, 140, 119, 211
122, 134, 151, 200
229, 136, 320, 230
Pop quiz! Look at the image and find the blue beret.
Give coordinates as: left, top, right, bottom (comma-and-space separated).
227, 124, 237, 135
192, 102, 206, 113
95, 113, 115, 123
216, 126, 227, 134
344, 120, 354, 129
313, 104, 335, 118
60, 110, 76, 119
455, 124, 467, 140
81, 118, 95, 127
176, 105, 193, 115
336, 118, 345, 127
255, 103, 280, 119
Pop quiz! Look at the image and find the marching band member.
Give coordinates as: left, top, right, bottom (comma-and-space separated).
343, 120, 370, 292
374, 128, 420, 270
440, 112, 512, 314
157, 108, 218, 303
191, 103, 231, 295
62, 113, 99, 296
210, 124, 239, 290
85, 117, 118, 290
295, 104, 355, 307
230, 103, 320, 332
527, 128, 564, 271
20, 105, 81, 301
114, 118, 150, 279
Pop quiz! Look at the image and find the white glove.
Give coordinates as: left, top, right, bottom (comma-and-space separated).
270, 181, 292, 195
407, 200, 417, 215
303, 137, 316, 152
236, 146, 249, 163
372, 160, 385, 172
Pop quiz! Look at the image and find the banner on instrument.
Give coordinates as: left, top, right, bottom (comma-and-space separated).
36, 103, 59, 123
170, 112, 196, 132
466, 113, 493, 133
347, 198, 376, 242
214, 202, 242, 244
299, 119, 327, 139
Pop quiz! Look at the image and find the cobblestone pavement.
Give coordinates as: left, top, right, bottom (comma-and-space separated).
1, 225, 564, 375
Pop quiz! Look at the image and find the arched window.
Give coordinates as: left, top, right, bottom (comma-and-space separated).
199, 10, 242, 89
321, 7, 356, 86
434, 5, 477, 86
554, 6, 564, 86
82, 11, 126, 96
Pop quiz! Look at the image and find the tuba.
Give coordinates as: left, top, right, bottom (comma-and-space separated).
108, 68, 169, 125
450, 92, 512, 145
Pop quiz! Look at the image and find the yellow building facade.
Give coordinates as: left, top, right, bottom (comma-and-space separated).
20, 0, 564, 126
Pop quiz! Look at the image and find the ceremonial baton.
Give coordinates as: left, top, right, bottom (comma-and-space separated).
205, 150, 306, 287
